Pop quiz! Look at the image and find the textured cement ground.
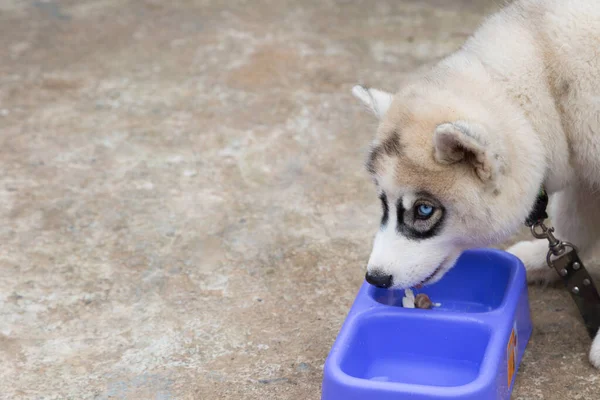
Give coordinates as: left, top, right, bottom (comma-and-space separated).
1, 1, 600, 399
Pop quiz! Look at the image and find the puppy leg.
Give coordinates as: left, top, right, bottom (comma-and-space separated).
506, 239, 557, 284
590, 331, 600, 368
508, 186, 600, 284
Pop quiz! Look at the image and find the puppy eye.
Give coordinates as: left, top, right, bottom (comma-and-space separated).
416, 204, 434, 219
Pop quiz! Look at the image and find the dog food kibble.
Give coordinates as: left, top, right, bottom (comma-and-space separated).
414, 293, 433, 309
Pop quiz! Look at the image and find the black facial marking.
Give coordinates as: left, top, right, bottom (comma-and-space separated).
365, 131, 403, 176
379, 192, 389, 226
395, 192, 446, 240
396, 197, 406, 226
398, 215, 445, 240
366, 146, 381, 175
381, 132, 402, 156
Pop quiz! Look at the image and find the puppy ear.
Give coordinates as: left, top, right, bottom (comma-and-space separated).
352, 85, 393, 119
434, 121, 503, 182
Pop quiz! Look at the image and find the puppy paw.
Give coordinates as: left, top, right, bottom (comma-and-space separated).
506, 240, 547, 271
523, 267, 560, 285
506, 240, 558, 284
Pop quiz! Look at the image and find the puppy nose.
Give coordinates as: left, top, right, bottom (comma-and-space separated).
365, 269, 393, 288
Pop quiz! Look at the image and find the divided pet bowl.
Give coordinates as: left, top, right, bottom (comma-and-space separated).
322, 249, 532, 400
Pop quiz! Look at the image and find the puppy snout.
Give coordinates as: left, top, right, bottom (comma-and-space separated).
365, 269, 393, 288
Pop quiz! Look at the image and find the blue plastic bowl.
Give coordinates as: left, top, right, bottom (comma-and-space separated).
321, 248, 532, 400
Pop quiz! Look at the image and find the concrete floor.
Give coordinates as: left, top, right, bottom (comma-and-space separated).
1, 0, 599, 399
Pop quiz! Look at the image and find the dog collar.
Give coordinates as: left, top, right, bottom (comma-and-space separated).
524, 187, 548, 227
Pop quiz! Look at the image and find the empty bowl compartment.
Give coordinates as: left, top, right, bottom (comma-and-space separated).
339, 312, 492, 387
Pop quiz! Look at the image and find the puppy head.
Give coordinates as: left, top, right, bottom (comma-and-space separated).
353, 82, 544, 289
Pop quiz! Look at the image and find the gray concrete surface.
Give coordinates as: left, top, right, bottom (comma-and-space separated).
1, 1, 599, 399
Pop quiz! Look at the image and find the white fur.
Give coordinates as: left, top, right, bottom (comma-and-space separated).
401, 193, 415, 210
351, 85, 393, 119
354, 0, 600, 367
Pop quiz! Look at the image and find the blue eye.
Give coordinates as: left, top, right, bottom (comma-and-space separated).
417, 204, 434, 218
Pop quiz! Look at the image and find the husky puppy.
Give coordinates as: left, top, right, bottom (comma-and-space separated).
352, 0, 600, 367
